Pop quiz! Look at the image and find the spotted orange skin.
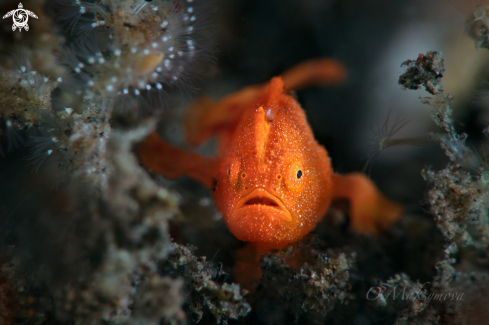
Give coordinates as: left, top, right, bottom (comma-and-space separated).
213, 78, 333, 246
139, 59, 402, 252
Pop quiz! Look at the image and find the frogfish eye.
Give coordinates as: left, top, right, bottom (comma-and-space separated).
286, 161, 304, 193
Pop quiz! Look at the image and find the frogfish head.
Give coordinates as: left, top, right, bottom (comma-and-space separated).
213, 77, 333, 248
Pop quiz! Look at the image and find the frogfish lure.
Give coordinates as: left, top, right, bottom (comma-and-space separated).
139, 59, 403, 252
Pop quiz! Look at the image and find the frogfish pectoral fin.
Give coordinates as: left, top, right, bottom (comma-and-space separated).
332, 173, 403, 235
139, 131, 216, 189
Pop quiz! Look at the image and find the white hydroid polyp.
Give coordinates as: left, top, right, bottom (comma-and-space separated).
56, 0, 215, 112
451, 0, 489, 33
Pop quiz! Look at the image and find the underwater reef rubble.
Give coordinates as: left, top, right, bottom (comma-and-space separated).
0, 0, 489, 324
398, 51, 445, 95
254, 243, 355, 324
365, 49, 489, 325
161, 243, 251, 324
0, 0, 244, 324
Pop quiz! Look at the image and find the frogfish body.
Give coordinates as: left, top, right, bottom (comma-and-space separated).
213, 78, 333, 247
140, 59, 403, 251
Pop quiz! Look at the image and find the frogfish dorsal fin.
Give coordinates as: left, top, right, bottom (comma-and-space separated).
255, 106, 270, 167
254, 77, 286, 166
261, 77, 285, 123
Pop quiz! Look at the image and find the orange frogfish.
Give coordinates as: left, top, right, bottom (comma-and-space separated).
139, 58, 403, 252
